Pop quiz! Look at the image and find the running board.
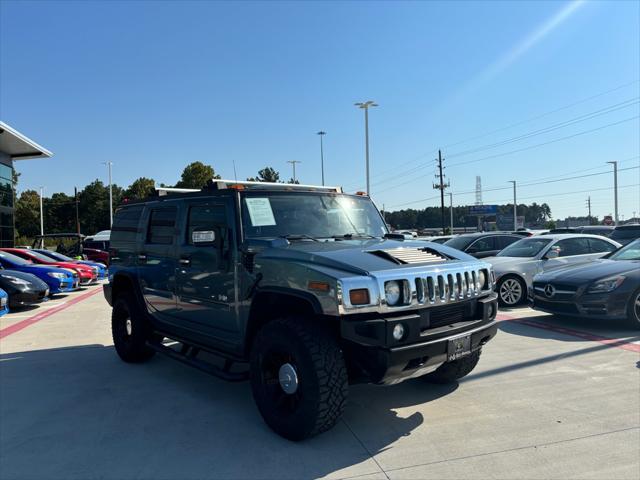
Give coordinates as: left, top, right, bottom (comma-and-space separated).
146, 341, 249, 382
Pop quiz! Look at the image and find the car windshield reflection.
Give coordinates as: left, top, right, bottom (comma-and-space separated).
497, 238, 552, 258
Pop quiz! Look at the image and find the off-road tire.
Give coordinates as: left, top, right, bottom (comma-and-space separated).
497, 275, 526, 307
626, 288, 640, 330
250, 317, 348, 441
112, 292, 156, 363
424, 349, 481, 384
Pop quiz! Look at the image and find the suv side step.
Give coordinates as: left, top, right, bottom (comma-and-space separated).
147, 341, 249, 382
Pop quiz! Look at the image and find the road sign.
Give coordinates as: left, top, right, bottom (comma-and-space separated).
603, 215, 614, 226
469, 205, 498, 216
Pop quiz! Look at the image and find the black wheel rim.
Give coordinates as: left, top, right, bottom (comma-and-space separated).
260, 349, 302, 415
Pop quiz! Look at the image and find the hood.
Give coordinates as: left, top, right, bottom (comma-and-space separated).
0, 269, 49, 289
19, 264, 74, 276
535, 259, 640, 284
248, 238, 478, 275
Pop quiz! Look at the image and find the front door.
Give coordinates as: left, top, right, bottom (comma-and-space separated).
175, 200, 238, 347
542, 237, 598, 272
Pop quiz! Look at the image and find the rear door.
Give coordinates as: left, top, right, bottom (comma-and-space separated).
175, 198, 238, 347
138, 205, 180, 320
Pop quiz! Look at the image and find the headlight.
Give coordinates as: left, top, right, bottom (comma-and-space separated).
385, 280, 402, 306
47, 272, 67, 279
478, 270, 487, 289
587, 275, 625, 293
3, 275, 31, 286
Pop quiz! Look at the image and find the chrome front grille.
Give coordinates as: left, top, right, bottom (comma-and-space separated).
414, 267, 487, 305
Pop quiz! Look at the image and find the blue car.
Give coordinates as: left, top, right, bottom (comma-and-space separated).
0, 288, 8, 316
0, 251, 77, 293
33, 249, 108, 280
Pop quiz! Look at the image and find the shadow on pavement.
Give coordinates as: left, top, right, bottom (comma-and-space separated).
0, 344, 457, 480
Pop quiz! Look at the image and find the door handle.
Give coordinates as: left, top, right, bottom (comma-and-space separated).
138, 254, 147, 263
179, 257, 191, 266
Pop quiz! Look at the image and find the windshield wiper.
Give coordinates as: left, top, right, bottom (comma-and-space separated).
279, 234, 320, 242
331, 233, 377, 240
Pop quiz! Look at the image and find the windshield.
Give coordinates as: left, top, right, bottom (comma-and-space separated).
444, 236, 475, 250
497, 237, 552, 258
610, 227, 640, 240
0, 251, 32, 266
241, 193, 387, 240
608, 239, 640, 260
36, 250, 73, 262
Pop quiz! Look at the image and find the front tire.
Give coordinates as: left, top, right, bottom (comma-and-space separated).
250, 317, 348, 441
111, 292, 156, 363
424, 349, 481, 384
626, 289, 640, 330
497, 276, 526, 307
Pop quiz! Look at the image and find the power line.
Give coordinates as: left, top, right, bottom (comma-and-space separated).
343, 79, 640, 188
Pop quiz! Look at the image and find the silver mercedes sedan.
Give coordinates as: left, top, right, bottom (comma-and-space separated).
485, 234, 622, 306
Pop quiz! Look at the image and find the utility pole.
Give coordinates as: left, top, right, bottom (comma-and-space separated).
317, 131, 326, 186
287, 160, 301, 182
355, 101, 378, 195
509, 181, 517, 230
586, 196, 592, 225
103, 161, 113, 227
607, 161, 619, 226
39, 187, 44, 246
75, 187, 80, 235
432, 150, 449, 235
448, 192, 454, 234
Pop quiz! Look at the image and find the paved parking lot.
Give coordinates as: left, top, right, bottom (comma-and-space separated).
1, 285, 639, 480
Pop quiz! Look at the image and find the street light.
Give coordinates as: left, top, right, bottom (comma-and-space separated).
39, 186, 45, 246
607, 161, 619, 226
508, 181, 517, 230
317, 131, 326, 186
103, 161, 113, 227
355, 101, 378, 195
287, 160, 301, 183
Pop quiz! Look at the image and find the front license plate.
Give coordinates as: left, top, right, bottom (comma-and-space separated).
447, 334, 471, 361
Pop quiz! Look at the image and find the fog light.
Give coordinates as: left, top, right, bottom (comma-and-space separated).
392, 323, 406, 341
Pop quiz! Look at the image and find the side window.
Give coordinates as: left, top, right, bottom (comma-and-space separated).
111, 206, 143, 243
496, 236, 520, 249
468, 237, 494, 252
551, 238, 590, 257
187, 205, 226, 246
588, 238, 617, 253
146, 207, 177, 245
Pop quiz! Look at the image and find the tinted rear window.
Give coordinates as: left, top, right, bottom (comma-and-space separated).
112, 206, 143, 243
147, 207, 177, 245
610, 227, 640, 240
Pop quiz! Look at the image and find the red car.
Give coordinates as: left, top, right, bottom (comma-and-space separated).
1, 248, 98, 285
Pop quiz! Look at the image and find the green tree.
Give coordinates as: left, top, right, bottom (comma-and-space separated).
124, 177, 156, 200
78, 180, 123, 234
287, 178, 300, 184
175, 161, 221, 188
15, 190, 41, 238
248, 167, 280, 183
45, 192, 75, 233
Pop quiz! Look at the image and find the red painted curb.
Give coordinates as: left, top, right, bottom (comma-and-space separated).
0, 287, 103, 340
497, 313, 640, 353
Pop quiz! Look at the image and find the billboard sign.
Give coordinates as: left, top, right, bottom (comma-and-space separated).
469, 205, 498, 216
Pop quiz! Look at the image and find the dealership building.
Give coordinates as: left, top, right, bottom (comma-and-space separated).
0, 122, 53, 247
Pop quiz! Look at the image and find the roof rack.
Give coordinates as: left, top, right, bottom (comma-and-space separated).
208, 179, 343, 193
157, 187, 200, 196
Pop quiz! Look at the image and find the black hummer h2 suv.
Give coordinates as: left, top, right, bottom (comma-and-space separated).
104, 180, 498, 440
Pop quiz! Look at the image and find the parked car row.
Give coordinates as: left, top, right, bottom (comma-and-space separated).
0, 248, 108, 312
437, 231, 639, 327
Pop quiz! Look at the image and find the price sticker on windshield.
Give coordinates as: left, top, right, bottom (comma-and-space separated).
245, 198, 276, 226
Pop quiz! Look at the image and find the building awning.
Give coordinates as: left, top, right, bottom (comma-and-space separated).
0, 121, 53, 160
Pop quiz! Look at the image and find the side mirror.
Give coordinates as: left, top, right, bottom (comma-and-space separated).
545, 249, 560, 260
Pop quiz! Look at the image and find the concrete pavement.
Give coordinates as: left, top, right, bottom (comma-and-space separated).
1, 286, 638, 479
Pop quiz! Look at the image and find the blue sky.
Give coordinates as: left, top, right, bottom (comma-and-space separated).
1, 0, 639, 220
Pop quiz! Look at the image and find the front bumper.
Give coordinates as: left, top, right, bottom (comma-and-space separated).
532, 291, 628, 320
340, 293, 498, 384
9, 289, 49, 308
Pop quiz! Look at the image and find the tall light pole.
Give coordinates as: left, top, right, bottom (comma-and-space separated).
509, 181, 517, 230
355, 101, 378, 195
448, 192, 454, 233
103, 162, 113, 227
317, 131, 326, 186
607, 161, 619, 226
39, 186, 44, 244
287, 160, 301, 183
